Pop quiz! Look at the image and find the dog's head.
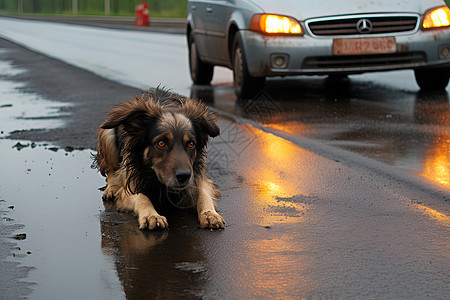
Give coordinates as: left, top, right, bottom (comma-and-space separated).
100, 89, 219, 192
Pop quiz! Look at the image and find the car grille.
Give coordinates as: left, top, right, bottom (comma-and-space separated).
307, 15, 419, 36
302, 52, 426, 71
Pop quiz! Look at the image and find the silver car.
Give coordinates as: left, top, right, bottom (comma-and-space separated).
187, 0, 450, 97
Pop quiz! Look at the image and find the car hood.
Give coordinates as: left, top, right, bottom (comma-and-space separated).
247, 0, 447, 20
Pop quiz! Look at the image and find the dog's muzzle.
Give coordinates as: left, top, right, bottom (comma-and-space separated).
173, 170, 192, 189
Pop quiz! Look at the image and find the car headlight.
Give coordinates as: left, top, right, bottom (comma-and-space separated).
250, 14, 303, 35
423, 6, 450, 29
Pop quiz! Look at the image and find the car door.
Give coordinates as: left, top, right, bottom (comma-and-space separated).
190, 0, 230, 65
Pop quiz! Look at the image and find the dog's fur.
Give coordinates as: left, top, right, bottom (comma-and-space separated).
93, 88, 225, 230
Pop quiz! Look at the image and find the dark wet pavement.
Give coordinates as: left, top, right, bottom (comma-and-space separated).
0, 28, 449, 299
0, 140, 124, 299
2, 129, 449, 299
3, 124, 449, 298
192, 75, 450, 191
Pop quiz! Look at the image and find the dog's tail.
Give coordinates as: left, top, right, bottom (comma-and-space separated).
93, 127, 120, 176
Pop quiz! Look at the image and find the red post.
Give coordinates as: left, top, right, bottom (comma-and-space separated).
134, 2, 150, 27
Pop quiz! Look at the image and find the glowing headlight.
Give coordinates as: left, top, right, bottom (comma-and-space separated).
423, 6, 450, 29
250, 14, 302, 35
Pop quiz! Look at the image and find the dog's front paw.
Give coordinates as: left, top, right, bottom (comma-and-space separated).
102, 185, 116, 201
199, 211, 225, 229
139, 214, 168, 230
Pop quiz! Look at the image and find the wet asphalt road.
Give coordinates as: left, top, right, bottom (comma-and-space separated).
0, 19, 449, 299
193, 75, 450, 187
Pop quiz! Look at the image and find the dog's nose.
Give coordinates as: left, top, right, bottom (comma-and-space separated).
175, 170, 191, 186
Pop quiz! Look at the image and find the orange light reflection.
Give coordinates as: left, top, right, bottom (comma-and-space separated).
266, 122, 310, 135
238, 130, 309, 295
247, 130, 309, 225
230, 127, 321, 297
240, 236, 308, 297
415, 204, 450, 227
422, 136, 450, 187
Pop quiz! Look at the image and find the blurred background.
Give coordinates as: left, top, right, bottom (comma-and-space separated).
0, 0, 187, 18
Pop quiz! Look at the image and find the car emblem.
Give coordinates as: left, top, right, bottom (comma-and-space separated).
356, 19, 373, 34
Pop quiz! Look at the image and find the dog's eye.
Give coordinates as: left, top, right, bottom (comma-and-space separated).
187, 141, 196, 149
156, 140, 166, 149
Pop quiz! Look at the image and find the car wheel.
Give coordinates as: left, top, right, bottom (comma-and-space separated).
189, 32, 214, 85
232, 33, 265, 98
414, 68, 450, 91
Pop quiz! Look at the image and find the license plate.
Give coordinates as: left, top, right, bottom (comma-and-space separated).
333, 37, 397, 55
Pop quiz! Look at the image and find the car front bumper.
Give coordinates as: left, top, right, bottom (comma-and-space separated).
240, 28, 450, 77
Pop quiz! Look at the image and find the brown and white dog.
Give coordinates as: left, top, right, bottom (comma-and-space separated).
93, 88, 225, 230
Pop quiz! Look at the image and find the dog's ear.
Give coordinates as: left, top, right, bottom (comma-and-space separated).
201, 111, 220, 138
100, 108, 147, 129
101, 99, 160, 131
183, 100, 220, 139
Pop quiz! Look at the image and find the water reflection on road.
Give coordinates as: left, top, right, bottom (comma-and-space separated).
423, 136, 450, 186
191, 76, 450, 190
100, 206, 207, 299
415, 92, 450, 186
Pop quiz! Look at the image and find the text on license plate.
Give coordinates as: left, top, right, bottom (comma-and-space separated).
333, 37, 397, 55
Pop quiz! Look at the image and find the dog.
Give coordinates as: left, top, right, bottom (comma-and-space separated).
93, 88, 225, 230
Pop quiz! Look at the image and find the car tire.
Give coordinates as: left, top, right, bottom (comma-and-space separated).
414, 68, 450, 91
232, 33, 265, 98
189, 32, 214, 85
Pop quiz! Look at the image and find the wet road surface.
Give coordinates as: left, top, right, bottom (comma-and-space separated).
0, 20, 449, 299
193, 75, 450, 190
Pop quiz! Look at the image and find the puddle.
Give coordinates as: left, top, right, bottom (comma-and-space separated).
0, 59, 26, 76
0, 79, 70, 138
0, 59, 124, 298
0, 139, 125, 299
0, 138, 219, 299
0, 58, 210, 298
0, 59, 70, 139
